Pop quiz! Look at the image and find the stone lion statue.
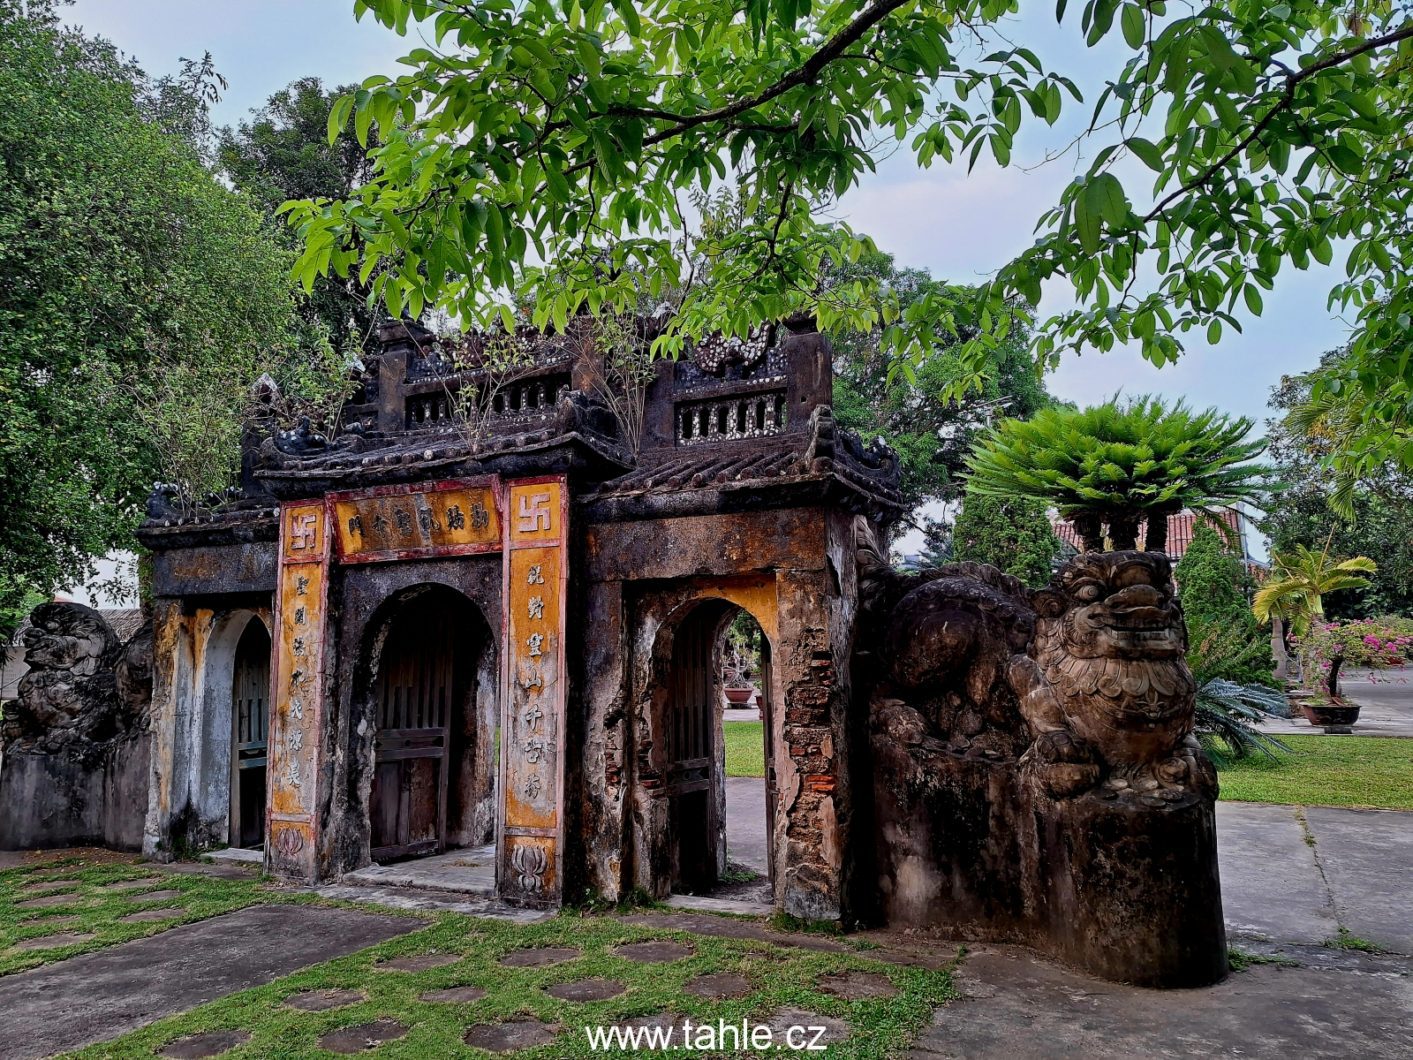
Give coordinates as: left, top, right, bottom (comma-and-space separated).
859, 519, 1227, 986
3, 603, 148, 758
860, 519, 1214, 800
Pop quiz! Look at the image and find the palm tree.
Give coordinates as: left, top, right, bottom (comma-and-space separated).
1252, 543, 1377, 637
964, 396, 1270, 552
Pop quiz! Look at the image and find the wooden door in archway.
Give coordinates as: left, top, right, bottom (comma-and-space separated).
664, 605, 720, 892
230, 618, 271, 850
664, 603, 777, 895
370, 596, 467, 861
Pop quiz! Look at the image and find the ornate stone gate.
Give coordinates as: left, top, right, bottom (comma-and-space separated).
265, 475, 568, 905
126, 315, 1230, 987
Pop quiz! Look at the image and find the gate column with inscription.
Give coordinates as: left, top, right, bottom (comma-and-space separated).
267, 501, 330, 880
498, 476, 569, 906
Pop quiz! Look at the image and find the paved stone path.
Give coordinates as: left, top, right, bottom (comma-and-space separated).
913, 943, 1413, 1059
712, 782, 1413, 955
341, 843, 496, 894
0, 904, 419, 1060
724, 776, 771, 876
5, 797, 1412, 1058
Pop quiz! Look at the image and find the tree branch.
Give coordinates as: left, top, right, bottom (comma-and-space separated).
1142, 22, 1413, 224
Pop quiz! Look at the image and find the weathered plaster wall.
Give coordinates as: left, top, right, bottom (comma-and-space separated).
143, 600, 273, 858
0, 742, 150, 850
152, 541, 278, 598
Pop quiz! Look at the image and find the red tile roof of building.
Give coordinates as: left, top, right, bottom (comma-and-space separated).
1052, 508, 1246, 562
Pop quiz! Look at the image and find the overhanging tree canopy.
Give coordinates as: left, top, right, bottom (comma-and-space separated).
0, 1, 331, 632
289, 0, 1413, 486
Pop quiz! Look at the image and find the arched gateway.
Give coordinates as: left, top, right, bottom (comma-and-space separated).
362, 586, 492, 861
133, 316, 1229, 987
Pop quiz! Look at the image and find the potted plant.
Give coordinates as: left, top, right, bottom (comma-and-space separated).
1289, 615, 1409, 733
723, 668, 755, 706
1253, 543, 1379, 731
721, 620, 759, 706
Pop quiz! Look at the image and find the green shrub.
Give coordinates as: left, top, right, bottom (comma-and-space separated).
950, 490, 1060, 588
1177, 525, 1273, 687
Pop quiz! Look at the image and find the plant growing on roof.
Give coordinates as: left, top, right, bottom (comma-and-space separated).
964, 397, 1270, 552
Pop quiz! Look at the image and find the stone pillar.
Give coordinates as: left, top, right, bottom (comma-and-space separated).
497, 476, 569, 906
1044, 790, 1227, 988
775, 566, 846, 922
267, 500, 332, 881
577, 578, 630, 902
142, 598, 184, 859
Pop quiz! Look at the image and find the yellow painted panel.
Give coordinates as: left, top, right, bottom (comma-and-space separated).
505, 544, 561, 833
508, 480, 563, 545
334, 485, 499, 558
281, 502, 326, 562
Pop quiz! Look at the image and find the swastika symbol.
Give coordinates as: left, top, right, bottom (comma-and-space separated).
289, 512, 319, 551
517, 492, 552, 533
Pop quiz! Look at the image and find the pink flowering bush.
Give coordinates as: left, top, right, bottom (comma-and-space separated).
1294, 617, 1413, 685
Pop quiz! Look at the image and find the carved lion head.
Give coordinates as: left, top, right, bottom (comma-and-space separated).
1031, 551, 1195, 767
1033, 551, 1186, 662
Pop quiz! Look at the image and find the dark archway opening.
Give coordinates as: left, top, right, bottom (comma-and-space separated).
367, 587, 493, 863
663, 602, 775, 903
230, 617, 271, 850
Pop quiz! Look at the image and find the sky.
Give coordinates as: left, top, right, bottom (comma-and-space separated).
60, 0, 1345, 593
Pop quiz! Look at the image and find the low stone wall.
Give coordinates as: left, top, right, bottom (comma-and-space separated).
0, 602, 152, 852
0, 735, 150, 850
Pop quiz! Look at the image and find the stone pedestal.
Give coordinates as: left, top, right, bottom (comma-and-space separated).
873, 738, 1227, 988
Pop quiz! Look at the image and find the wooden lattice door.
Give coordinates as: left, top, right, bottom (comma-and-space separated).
665, 606, 724, 892
231, 619, 271, 850
369, 596, 465, 861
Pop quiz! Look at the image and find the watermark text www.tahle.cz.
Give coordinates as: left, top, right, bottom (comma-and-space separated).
584, 1017, 830, 1052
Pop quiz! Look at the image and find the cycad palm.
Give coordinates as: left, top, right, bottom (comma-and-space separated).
965, 397, 1270, 552
1252, 544, 1377, 637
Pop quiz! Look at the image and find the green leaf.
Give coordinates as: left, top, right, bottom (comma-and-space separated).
611, 0, 641, 36
1127, 137, 1163, 172
1120, 4, 1145, 49
1085, 172, 1128, 227
327, 95, 354, 144
354, 100, 373, 148
1074, 191, 1101, 254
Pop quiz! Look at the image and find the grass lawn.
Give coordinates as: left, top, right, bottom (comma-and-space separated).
1215, 734, 1413, 811
2, 851, 956, 1058
728, 721, 1413, 811
724, 720, 766, 778
73, 912, 954, 1059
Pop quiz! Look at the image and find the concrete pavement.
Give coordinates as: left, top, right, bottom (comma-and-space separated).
914, 801, 1413, 1058
1261, 667, 1413, 737
0, 905, 419, 1060
912, 944, 1413, 1059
